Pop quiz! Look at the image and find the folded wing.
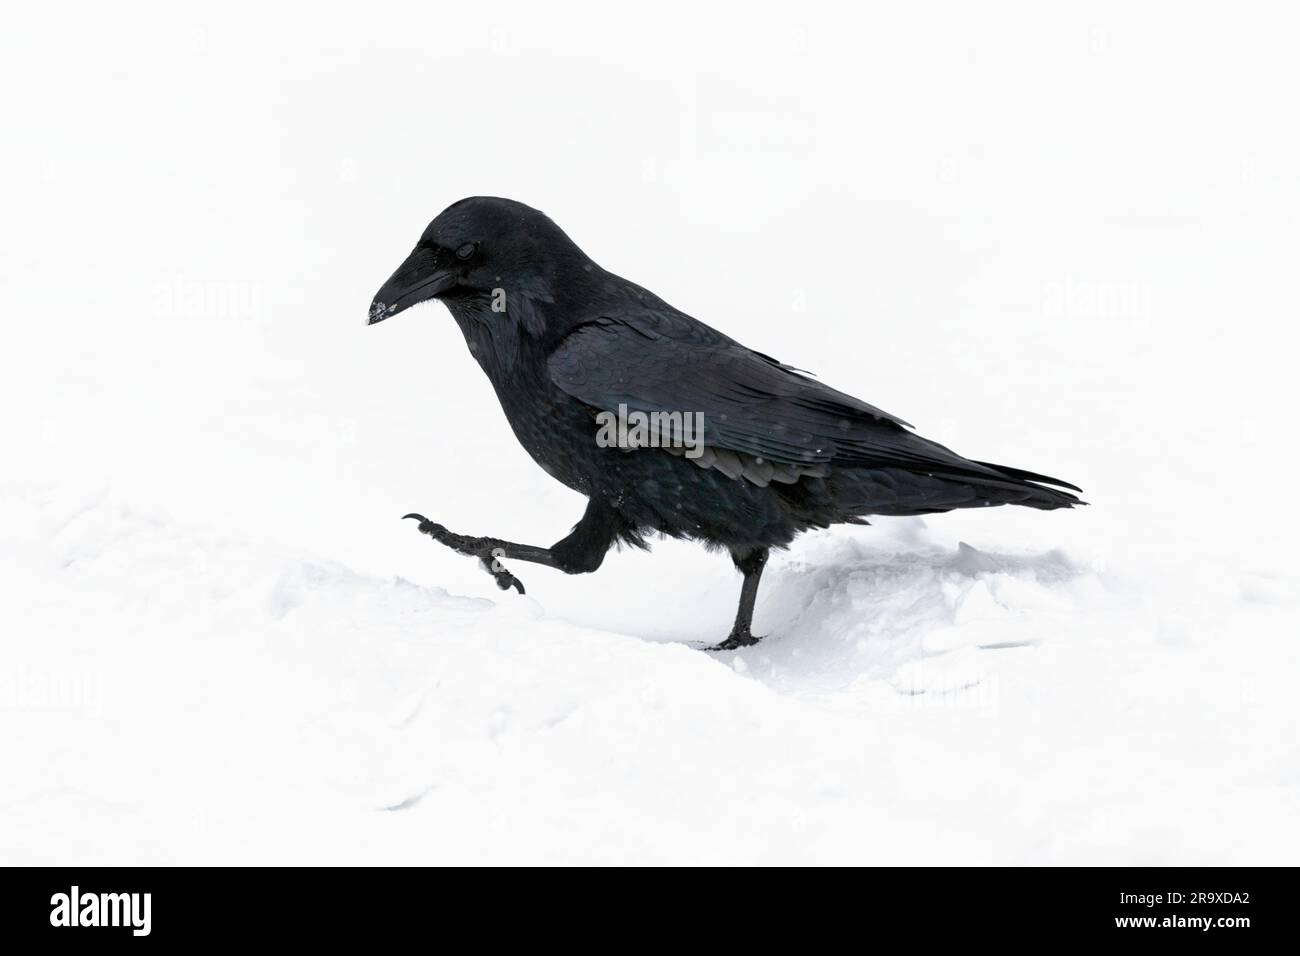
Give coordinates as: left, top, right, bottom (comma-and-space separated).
548, 310, 1080, 498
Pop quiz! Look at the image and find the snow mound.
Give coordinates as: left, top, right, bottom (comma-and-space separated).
746, 523, 1094, 703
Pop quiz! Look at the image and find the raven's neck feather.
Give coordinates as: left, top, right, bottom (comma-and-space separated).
445, 292, 553, 381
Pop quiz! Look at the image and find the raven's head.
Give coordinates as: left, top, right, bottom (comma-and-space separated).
368, 197, 589, 332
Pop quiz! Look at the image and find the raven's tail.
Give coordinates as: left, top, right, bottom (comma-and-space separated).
959, 460, 1085, 510
826, 461, 1084, 518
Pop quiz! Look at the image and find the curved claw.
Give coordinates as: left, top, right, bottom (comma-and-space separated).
403, 513, 451, 541
403, 513, 443, 534
481, 556, 526, 595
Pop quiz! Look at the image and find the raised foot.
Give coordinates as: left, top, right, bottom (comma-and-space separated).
710, 627, 764, 651
402, 513, 526, 595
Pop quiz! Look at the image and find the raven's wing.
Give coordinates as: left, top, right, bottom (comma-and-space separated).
547, 311, 1078, 491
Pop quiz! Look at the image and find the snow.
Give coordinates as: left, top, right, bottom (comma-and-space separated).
2, 3, 1298, 864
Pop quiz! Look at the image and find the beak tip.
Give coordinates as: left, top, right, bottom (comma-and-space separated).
367, 300, 394, 326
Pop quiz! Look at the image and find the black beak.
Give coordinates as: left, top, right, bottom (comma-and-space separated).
368, 245, 457, 325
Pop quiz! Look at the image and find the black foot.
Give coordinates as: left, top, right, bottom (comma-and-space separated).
403, 514, 526, 594
711, 627, 764, 651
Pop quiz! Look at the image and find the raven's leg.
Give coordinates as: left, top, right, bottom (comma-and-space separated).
402, 498, 619, 595
712, 547, 769, 650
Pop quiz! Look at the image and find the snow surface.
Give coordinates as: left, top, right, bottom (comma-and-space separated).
3, 4, 1298, 864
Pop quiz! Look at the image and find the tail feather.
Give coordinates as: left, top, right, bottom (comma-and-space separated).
972, 460, 1083, 494
966, 463, 1085, 510
827, 462, 1084, 517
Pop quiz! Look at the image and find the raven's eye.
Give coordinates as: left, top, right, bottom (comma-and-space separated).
455, 242, 477, 261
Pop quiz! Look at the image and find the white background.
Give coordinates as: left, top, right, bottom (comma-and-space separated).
2, 2, 1297, 863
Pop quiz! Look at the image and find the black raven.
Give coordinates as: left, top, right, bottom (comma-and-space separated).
370, 197, 1082, 649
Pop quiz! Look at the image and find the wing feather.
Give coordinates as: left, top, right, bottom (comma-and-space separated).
548, 313, 1019, 487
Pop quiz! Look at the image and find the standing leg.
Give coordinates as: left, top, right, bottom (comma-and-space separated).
712, 547, 769, 650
